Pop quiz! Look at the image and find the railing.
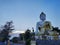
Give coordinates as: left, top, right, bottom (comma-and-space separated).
35, 35, 60, 40
36, 40, 60, 45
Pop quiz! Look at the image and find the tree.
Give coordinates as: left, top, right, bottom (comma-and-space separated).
24, 29, 31, 45
11, 37, 18, 43
0, 21, 14, 42
19, 33, 25, 41
52, 27, 60, 34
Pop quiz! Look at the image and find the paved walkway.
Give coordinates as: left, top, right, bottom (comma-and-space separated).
31, 41, 36, 45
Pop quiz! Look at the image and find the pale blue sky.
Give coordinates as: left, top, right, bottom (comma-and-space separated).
0, 0, 60, 31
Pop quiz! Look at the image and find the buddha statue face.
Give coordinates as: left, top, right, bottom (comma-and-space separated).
40, 12, 46, 21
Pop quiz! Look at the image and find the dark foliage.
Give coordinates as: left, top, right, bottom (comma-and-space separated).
11, 37, 18, 43
0, 21, 14, 42
24, 29, 31, 45
52, 27, 60, 34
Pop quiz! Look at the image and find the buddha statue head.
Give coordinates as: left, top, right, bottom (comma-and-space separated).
40, 12, 46, 21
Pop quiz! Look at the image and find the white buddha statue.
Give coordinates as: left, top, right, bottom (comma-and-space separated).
35, 12, 46, 34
